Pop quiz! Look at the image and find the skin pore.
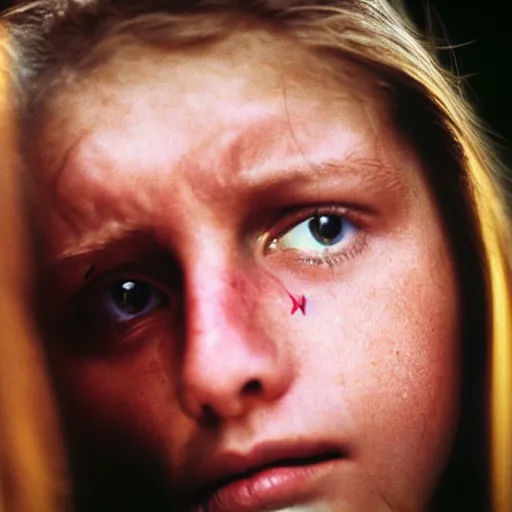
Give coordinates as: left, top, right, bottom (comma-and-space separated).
31, 29, 460, 512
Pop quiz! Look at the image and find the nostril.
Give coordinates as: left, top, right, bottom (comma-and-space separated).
196, 379, 264, 424
200, 404, 220, 427
242, 379, 262, 395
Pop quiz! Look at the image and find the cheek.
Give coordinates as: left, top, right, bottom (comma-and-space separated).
48, 338, 190, 507
287, 232, 459, 494
50, 329, 188, 459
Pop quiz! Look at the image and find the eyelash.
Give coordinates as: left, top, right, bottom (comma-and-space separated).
266, 204, 368, 267
297, 243, 366, 267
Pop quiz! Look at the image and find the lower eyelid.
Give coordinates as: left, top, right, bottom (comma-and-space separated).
298, 239, 367, 266
69, 294, 171, 355
103, 293, 161, 323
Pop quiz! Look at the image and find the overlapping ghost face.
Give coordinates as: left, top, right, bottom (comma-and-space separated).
33, 30, 460, 512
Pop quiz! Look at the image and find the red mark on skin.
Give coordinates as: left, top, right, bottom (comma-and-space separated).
288, 292, 306, 316
257, 266, 307, 316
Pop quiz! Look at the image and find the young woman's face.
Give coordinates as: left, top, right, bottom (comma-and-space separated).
33, 33, 460, 512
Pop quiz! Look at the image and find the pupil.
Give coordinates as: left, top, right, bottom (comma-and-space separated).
309, 215, 343, 245
111, 280, 151, 315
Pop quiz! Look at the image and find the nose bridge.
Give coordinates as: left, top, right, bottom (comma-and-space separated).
179, 250, 293, 420
187, 256, 257, 343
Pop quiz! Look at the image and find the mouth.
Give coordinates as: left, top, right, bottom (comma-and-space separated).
190, 446, 343, 512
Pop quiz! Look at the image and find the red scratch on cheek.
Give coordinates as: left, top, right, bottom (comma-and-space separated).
288, 292, 306, 316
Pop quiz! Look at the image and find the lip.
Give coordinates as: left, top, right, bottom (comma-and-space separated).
189, 442, 343, 512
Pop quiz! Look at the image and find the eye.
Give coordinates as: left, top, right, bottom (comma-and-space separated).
276, 212, 358, 254
67, 273, 174, 354
74, 278, 170, 334
100, 279, 168, 322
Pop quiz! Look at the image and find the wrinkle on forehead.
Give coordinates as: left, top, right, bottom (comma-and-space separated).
37, 100, 388, 213
41, 110, 394, 231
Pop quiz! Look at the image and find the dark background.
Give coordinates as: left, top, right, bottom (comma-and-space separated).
405, 0, 510, 167
1, 0, 510, 165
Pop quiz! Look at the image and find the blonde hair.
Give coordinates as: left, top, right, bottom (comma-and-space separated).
0, 25, 67, 512
3, 0, 511, 510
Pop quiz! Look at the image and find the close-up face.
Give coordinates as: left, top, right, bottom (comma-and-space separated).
31, 29, 461, 512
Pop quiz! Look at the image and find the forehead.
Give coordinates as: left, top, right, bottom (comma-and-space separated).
35, 28, 390, 175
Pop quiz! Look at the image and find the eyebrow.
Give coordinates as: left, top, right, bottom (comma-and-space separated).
53, 229, 162, 266
239, 155, 408, 199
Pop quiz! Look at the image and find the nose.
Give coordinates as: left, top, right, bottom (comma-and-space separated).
179, 261, 294, 422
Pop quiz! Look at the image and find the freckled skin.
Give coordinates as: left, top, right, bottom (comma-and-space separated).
32, 32, 459, 512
